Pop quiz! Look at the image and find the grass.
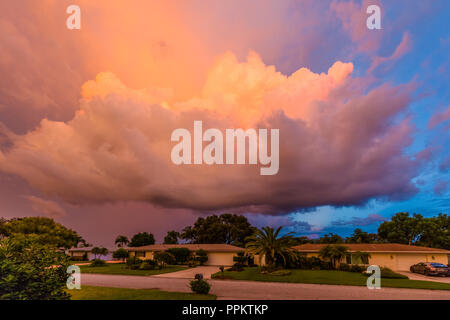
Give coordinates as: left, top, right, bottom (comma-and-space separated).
212, 267, 450, 291
68, 286, 216, 300
80, 263, 187, 276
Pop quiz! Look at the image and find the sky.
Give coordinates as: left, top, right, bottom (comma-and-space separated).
0, 0, 449, 246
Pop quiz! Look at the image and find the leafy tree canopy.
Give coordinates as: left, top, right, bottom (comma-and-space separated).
163, 230, 180, 244
378, 212, 449, 249
181, 213, 256, 246
0, 234, 70, 300
128, 232, 155, 247
1, 217, 83, 249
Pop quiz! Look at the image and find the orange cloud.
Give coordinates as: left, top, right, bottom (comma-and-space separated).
0, 52, 419, 213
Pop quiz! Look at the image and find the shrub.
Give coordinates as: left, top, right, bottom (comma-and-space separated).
154, 251, 176, 267
0, 235, 70, 300
166, 248, 191, 265
113, 248, 129, 261
90, 259, 107, 267
188, 260, 199, 268
338, 263, 351, 272
139, 260, 157, 270
195, 249, 208, 266
126, 256, 143, 269
190, 279, 211, 294
349, 265, 365, 273
319, 260, 333, 270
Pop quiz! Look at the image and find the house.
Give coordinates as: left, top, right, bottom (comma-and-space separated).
293, 243, 450, 271
66, 246, 115, 261
125, 244, 244, 266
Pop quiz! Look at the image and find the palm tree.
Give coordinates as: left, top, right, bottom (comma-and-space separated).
319, 245, 349, 269
351, 251, 371, 265
91, 247, 109, 259
115, 235, 129, 247
245, 226, 297, 268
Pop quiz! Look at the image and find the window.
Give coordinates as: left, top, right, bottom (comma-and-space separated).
346, 254, 352, 264
135, 251, 145, 258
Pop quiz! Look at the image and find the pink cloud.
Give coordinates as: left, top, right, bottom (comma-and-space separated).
428, 106, 450, 129
0, 53, 419, 214
368, 32, 412, 73
24, 195, 66, 219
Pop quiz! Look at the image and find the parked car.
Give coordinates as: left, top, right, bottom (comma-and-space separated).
410, 262, 449, 276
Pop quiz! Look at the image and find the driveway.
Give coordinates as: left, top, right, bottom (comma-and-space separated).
399, 271, 450, 284
152, 266, 221, 279
80, 273, 450, 300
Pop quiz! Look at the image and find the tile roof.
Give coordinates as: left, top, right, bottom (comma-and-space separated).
124, 243, 244, 252
293, 243, 450, 253
67, 246, 115, 252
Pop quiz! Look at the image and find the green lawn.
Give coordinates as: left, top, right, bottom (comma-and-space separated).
80, 263, 187, 276
212, 267, 450, 291
68, 286, 216, 300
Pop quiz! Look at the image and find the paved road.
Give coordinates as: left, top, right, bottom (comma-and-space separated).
399, 271, 450, 284
153, 266, 221, 279
80, 273, 450, 300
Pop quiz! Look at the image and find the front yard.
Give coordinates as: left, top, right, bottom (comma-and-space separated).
80, 263, 187, 276
68, 286, 216, 300
212, 267, 450, 291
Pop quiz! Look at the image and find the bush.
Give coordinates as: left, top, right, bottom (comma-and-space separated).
139, 260, 157, 270
349, 265, 365, 273
190, 279, 211, 294
188, 260, 199, 268
113, 248, 129, 261
0, 235, 71, 300
90, 259, 107, 267
338, 263, 351, 272
195, 249, 208, 266
319, 260, 333, 270
126, 256, 142, 269
154, 251, 176, 267
166, 248, 191, 265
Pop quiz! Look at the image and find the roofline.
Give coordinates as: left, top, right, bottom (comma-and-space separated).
294, 249, 450, 254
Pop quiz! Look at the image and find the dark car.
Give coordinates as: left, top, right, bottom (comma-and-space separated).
410, 262, 449, 276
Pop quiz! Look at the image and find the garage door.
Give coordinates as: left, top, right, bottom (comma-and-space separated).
396, 254, 427, 271
206, 252, 235, 266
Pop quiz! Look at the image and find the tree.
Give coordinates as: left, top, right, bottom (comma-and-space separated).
163, 230, 180, 244
245, 226, 297, 268
166, 248, 191, 264
415, 214, 450, 249
181, 213, 256, 246
115, 235, 129, 247
316, 233, 344, 244
0, 218, 7, 240
194, 249, 208, 266
91, 247, 108, 259
319, 245, 349, 269
378, 212, 423, 245
0, 234, 70, 300
128, 232, 155, 247
154, 251, 176, 268
113, 248, 129, 262
1, 217, 83, 249
351, 251, 371, 265
346, 229, 378, 243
